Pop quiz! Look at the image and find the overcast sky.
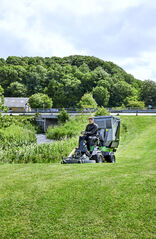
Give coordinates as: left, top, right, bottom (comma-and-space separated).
0, 0, 156, 81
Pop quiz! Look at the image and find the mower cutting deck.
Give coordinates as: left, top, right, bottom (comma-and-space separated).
62, 115, 121, 164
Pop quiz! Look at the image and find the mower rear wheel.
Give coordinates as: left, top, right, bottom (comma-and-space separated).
105, 154, 116, 163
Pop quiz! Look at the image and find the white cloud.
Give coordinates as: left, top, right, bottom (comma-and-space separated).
0, 0, 156, 81
132, 51, 156, 80
109, 50, 156, 81
0, 0, 145, 57
0, 0, 90, 57
108, 0, 147, 11
29, 0, 147, 16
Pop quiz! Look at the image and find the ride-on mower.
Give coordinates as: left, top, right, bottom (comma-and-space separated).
62, 115, 121, 164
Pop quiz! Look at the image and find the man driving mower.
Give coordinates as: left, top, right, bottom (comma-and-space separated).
62, 115, 121, 164
78, 117, 98, 153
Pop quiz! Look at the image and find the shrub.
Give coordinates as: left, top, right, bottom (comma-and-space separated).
0, 137, 78, 163
58, 108, 69, 124
94, 107, 110, 116
0, 125, 36, 149
46, 115, 88, 140
78, 93, 97, 109
126, 100, 145, 109
0, 115, 37, 132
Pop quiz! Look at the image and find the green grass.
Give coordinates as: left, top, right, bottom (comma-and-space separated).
0, 116, 156, 239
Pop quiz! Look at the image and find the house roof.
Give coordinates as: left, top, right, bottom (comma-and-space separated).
4, 97, 29, 108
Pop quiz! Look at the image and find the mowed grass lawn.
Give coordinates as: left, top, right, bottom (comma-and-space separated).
0, 116, 156, 239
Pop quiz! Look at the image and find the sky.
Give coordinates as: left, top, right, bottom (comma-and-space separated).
0, 0, 156, 81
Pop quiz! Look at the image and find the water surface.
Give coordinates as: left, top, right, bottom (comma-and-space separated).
36, 134, 54, 145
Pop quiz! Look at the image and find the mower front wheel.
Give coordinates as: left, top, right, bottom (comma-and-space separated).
96, 154, 103, 163
111, 155, 116, 163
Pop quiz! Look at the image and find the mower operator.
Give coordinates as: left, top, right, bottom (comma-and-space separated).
79, 117, 98, 151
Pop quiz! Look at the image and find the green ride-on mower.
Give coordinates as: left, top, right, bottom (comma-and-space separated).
61, 116, 121, 164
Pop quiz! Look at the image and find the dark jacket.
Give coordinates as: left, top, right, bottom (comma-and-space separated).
85, 123, 98, 136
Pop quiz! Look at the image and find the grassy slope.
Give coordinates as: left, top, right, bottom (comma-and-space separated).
0, 116, 156, 239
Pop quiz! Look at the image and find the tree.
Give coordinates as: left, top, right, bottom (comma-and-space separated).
0, 55, 147, 108
110, 81, 138, 107
25, 65, 47, 95
78, 93, 97, 109
140, 80, 156, 106
81, 72, 95, 92
79, 63, 90, 73
97, 77, 112, 90
0, 65, 19, 90
46, 75, 81, 108
6, 56, 24, 65
93, 86, 110, 107
0, 58, 6, 66
0, 85, 4, 111
28, 93, 52, 109
0, 85, 8, 112
7, 82, 27, 97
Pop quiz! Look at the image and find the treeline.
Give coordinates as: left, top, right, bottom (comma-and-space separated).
0, 55, 156, 107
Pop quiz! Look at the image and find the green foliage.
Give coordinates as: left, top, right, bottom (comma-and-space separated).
0, 125, 36, 149
7, 81, 27, 97
29, 93, 52, 108
46, 115, 88, 140
97, 78, 112, 90
0, 55, 149, 108
0, 115, 37, 161
58, 108, 69, 124
0, 85, 4, 111
126, 100, 145, 109
0, 85, 8, 112
92, 86, 110, 106
124, 95, 139, 106
0, 85, 3, 96
0, 137, 78, 163
110, 81, 138, 107
94, 107, 110, 116
79, 93, 97, 109
140, 80, 156, 106
111, 104, 126, 110
0, 115, 37, 131
79, 63, 90, 73
45, 73, 81, 107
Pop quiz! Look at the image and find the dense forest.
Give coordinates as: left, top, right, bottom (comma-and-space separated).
0, 55, 156, 108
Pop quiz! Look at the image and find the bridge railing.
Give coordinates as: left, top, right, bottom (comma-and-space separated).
4, 108, 97, 114
2, 107, 156, 114
107, 108, 156, 113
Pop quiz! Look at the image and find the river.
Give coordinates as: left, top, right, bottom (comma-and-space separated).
36, 134, 54, 145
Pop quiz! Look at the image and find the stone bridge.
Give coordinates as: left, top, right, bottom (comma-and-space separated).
36, 112, 91, 132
